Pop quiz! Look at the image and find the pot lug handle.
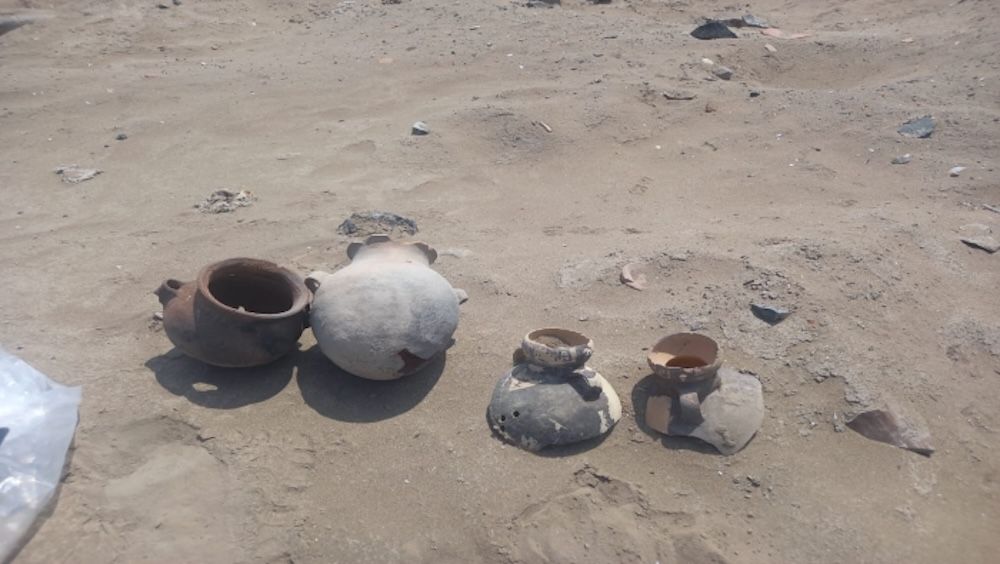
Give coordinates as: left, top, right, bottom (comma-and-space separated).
305, 271, 330, 294
155, 279, 185, 305
677, 390, 704, 424
454, 288, 469, 304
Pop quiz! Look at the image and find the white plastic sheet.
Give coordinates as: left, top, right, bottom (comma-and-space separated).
0, 350, 81, 562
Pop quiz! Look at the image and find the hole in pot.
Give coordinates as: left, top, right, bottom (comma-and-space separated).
665, 355, 707, 368
500, 415, 507, 422
513, 411, 520, 418
208, 266, 294, 314
499, 425, 505, 432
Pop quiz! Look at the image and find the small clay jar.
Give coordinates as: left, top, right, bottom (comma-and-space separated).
488, 328, 621, 451
644, 333, 764, 455
646, 333, 722, 424
155, 258, 311, 367
307, 235, 462, 380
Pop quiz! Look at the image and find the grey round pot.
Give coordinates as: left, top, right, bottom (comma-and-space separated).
488, 329, 622, 451
306, 235, 462, 380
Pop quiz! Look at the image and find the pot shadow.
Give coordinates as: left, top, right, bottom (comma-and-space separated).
631, 374, 720, 455
295, 345, 445, 422
146, 349, 294, 409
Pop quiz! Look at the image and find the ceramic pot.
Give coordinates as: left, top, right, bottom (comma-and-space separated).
488, 329, 622, 451
644, 333, 763, 455
647, 332, 722, 424
155, 258, 311, 367
306, 235, 462, 380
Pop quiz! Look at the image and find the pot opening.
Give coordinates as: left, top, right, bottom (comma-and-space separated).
665, 355, 707, 368
526, 328, 590, 348
534, 334, 570, 348
208, 266, 295, 314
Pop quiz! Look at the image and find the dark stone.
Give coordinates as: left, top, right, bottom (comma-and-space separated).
691, 21, 738, 40
116, 133, 128, 141
897, 115, 935, 138
337, 211, 418, 237
750, 303, 790, 324
749, 90, 761, 98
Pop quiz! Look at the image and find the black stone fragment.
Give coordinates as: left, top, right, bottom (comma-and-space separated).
691, 21, 738, 40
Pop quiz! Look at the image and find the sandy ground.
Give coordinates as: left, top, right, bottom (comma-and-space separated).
2, 0, 999, 562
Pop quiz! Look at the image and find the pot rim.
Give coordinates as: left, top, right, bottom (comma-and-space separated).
196, 257, 310, 321
520, 327, 594, 368
346, 234, 438, 264
646, 332, 722, 381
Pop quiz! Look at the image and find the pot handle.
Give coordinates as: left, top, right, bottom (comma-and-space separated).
154, 279, 185, 306
576, 367, 603, 392
677, 390, 704, 424
454, 288, 469, 304
305, 271, 330, 294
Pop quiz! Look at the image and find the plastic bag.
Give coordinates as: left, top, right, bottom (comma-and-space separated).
0, 349, 81, 562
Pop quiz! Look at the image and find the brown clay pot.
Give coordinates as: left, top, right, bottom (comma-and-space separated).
646, 333, 722, 424
155, 258, 311, 367
643, 332, 764, 455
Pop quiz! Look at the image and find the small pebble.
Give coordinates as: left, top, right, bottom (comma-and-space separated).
116, 133, 128, 141
890, 154, 911, 165
712, 65, 734, 80
949, 166, 965, 177
411, 121, 430, 135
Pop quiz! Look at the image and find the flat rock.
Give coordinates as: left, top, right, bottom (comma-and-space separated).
961, 236, 999, 253
195, 189, 256, 213
55, 165, 102, 184
897, 115, 935, 138
691, 21, 737, 40
751, 303, 790, 324
663, 90, 696, 101
712, 65, 734, 80
337, 211, 418, 236
847, 407, 933, 456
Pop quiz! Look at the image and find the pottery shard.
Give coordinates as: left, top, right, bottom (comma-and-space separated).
620, 263, 648, 291
646, 369, 764, 455
847, 408, 934, 456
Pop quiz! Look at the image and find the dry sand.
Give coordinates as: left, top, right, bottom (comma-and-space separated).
2, 0, 999, 562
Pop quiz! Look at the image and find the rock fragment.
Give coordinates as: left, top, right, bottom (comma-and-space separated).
897, 115, 935, 138
55, 165, 102, 184
847, 408, 934, 456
